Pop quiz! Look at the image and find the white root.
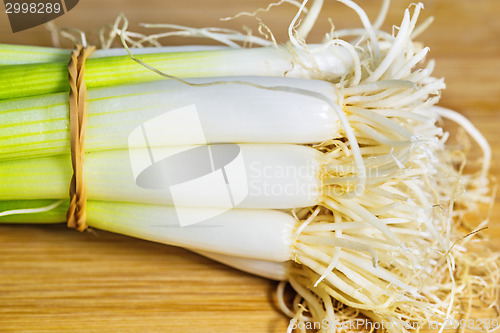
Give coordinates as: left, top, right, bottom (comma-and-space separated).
276, 1, 497, 331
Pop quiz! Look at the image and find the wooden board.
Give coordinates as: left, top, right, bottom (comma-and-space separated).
0, 1, 499, 332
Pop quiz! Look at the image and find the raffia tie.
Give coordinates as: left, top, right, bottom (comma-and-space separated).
66, 44, 95, 232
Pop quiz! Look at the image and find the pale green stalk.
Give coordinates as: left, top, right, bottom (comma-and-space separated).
0, 199, 67, 223
0, 77, 340, 161
0, 144, 322, 209
0, 43, 228, 65
0, 45, 352, 100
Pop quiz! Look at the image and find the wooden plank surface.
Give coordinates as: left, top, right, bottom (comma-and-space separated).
0, 1, 499, 332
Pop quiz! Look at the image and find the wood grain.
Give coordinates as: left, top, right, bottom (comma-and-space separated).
0, 1, 499, 332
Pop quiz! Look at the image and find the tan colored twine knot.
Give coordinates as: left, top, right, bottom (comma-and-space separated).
66, 44, 95, 232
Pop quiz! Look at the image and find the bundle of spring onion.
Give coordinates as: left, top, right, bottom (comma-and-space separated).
1, 0, 498, 332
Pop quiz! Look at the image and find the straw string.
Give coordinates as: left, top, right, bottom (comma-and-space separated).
66, 44, 95, 232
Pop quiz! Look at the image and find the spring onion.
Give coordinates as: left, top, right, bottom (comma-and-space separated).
0, 0, 498, 332
0, 77, 340, 160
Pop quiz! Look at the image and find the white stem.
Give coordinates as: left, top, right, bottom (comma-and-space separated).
87, 201, 294, 262
0, 144, 323, 209
0, 77, 341, 160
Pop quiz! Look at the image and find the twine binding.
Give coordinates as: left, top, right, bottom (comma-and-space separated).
66, 44, 95, 232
